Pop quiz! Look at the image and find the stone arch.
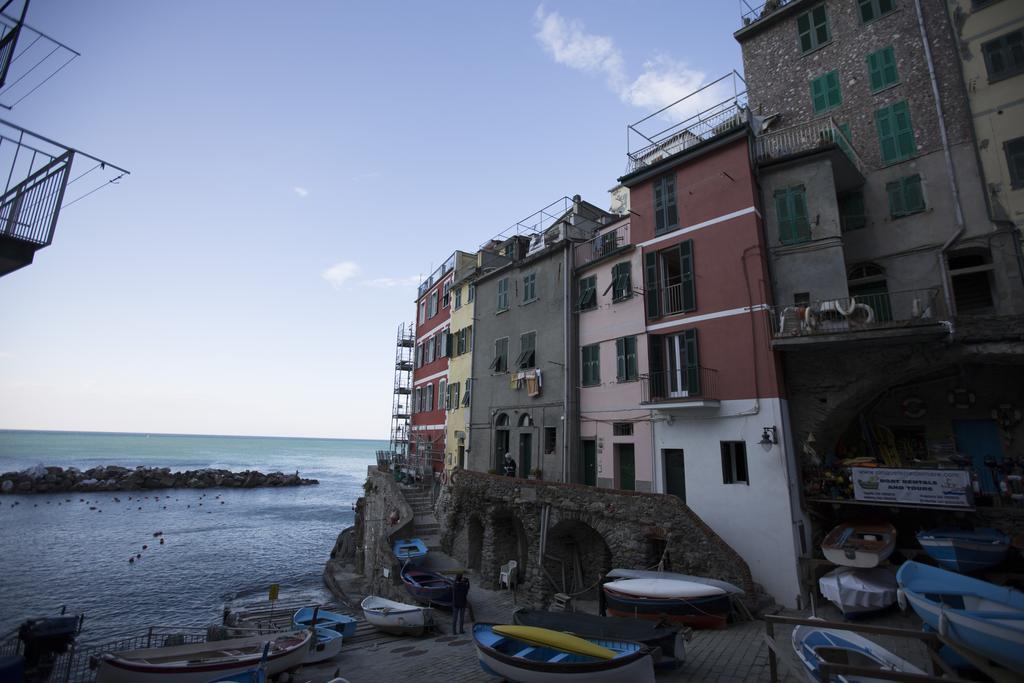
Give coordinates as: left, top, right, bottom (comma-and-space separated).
543, 518, 612, 600
467, 514, 484, 571
518, 413, 533, 427
486, 507, 529, 588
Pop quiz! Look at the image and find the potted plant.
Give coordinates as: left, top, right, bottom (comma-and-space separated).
530, 468, 543, 480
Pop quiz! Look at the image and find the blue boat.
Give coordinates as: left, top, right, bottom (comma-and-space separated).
292, 606, 357, 639
916, 527, 1010, 573
393, 538, 428, 565
400, 566, 453, 606
205, 643, 268, 683
897, 561, 1024, 672
792, 625, 925, 682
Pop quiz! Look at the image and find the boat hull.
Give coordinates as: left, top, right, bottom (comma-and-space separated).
393, 538, 428, 566
916, 529, 1010, 573
361, 596, 432, 636
95, 632, 310, 683
818, 567, 897, 616
897, 561, 1024, 672
473, 624, 654, 683
792, 625, 924, 683
401, 568, 453, 606
292, 607, 358, 639
603, 589, 729, 629
303, 627, 343, 664
821, 523, 896, 569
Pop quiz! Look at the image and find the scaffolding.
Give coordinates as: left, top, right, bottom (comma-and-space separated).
382, 322, 414, 468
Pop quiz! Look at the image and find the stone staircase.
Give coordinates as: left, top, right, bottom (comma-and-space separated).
402, 486, 442, 551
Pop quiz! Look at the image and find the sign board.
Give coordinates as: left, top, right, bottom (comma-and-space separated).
268, 584, 279, 601
851, 467, 972, 508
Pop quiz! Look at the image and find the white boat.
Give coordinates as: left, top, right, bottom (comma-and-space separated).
818, 567, 897, 616
302, 626, 343, 664
95, 630, 310, 683
792, 625, 925, 682
605, 567, 744, 595
821, 522, 896, 568
360, 595, 433, 636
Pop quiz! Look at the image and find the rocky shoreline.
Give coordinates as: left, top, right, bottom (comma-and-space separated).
0, 464, 319, 493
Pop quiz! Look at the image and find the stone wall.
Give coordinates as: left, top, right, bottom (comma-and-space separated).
436, 470, 756, 609
348, 467, 417, 602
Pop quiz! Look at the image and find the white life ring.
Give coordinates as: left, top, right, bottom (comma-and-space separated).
835, 297, 857, 316
440, 470, 449, 486
896, 588, 907, 611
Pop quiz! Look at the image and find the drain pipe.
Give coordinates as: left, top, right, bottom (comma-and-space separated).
913, 0, 965, 319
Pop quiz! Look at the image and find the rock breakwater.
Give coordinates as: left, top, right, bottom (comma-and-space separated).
0, 464, 319, 493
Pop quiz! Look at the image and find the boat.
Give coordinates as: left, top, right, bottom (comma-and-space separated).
792, 624, 926, 682
604, 568, 744, 596
302, 626, 343, 664
602, 578, 730, 629
472, 623, 654, 682
400, 566, 453, 606
393, 537, 428, 565
512, 608, 685, 669
821, 522, 896, 568
360, 595, 433, 636
818, 566, 898, 616
916, 527, 1011, 573
292, 606, 357, 639
95, 631, 311, 683
204, 643, 268, 682
897, 560, 1024, 671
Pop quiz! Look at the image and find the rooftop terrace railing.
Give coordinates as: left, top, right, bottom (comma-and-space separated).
417, 252, 457, 298
0, 6, 81, 109
739, 0, 800, 29
574, 223, 629, 268
770, 288, 946, 341
754, 116, 866, 176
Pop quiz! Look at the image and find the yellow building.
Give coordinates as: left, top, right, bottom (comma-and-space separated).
948, 0, 1024, 232
444, 252, 479, 474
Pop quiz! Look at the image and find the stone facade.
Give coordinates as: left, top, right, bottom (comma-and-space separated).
349, 467, 417, 602
436, 470, 757, 608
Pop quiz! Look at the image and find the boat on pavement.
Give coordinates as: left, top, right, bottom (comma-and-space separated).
95, 630, 310, 683
204, 643, 268, 682
602, 578, 730, 629
818, 566, 898, 616
897, 560, 1024, 672
393, 537, 428, 565
302, 626, 343, 664
792, 624, 925, 683
915, 527, 1011, 573
360, 595, 433, 636
472, 623, 654, 682
400, 566, 453, 606
292, 606, 357, 639
821, 522, 896, 568
512, 608, 686, 669
604, 568, 744, 596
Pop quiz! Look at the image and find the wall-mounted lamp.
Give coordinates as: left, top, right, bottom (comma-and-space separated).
760, 426, 778, 446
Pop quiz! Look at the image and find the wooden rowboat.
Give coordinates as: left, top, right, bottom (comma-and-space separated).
821, 522, 896, 568
360, 595, 433, 636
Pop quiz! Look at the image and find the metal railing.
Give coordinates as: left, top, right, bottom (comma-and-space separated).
417, 252, 457, 298
627, 72, 748, 174
641, 367, 719, 404
574, 223, 630, 267
770, 288, 945, 340
753, 116, 866, 176
0, 7, 81, 109
647, 279, 692, 317
739, 0, 799, 28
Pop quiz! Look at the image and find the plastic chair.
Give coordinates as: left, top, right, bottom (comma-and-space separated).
499, 560, 518, 590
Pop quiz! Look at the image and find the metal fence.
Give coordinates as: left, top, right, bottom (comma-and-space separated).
769, 288, 945, 339
574, 223, 630, 267
753, 116, 866, 176
641, 367, 719, 404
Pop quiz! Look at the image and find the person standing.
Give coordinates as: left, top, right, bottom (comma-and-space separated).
502, 452, 517, 478
452, 572, 470, 635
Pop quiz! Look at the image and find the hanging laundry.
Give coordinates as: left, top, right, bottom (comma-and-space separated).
526, 375, 540, 397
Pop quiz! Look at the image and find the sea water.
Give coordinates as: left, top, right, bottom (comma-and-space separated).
0, 430, 378, 641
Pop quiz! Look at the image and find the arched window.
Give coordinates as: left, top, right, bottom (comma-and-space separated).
847, 262, 892, 322
495, 413, 509, 427
518, 413, 533, 427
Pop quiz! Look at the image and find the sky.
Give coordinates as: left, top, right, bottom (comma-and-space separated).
0, 1, 746, 440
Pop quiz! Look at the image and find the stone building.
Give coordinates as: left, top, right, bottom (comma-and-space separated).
467, 197, 612, 482
945, 0, 1024, 233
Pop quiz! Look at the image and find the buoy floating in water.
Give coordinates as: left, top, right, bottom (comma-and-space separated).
159, 538, 165, 545
129, 557, 134, 564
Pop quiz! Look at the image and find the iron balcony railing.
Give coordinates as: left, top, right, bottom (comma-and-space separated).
754, 116, 866, 176
647, 278, 692, 317
770, 288, 946, 340
739, 0, 799, 28
575, 223, 630, 267
641, 366, 719, 404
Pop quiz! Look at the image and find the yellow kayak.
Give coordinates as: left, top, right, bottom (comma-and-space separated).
492, 625, 616, 660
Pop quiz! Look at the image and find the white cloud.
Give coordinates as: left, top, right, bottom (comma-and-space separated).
293, 186, 309, 197
533, 8, 716, 121
322, 261, 360, 289
361, 276, 421, 289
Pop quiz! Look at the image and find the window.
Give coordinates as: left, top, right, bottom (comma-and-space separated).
449, 382, 460, 411
577, 275, 597, 311
428, 291, 438, 318
438, 379, 446, 412
794, 292, 811, 306
982, 30, 1024, 81
415, 344, 423, 369
497, 278, 509, 311
810, 70, 841, 114
425, 384, 434, 412
597, 230, 619, 257
456, 327, 467, 356
467, 284, 475, 302
721, 442, 749, 484
462, 378, 472, 407
948, 250, 994, 313
442, 281, 451, 308
867, 47, 899, 91
523, 272, 537, 302
797, 5, 830, 54
613, 422, 634, 436
839, 191, 867, 232
490, 337, 508, 372
1005, 137, 1024, 188
413, 387, 420, 413
418, 300, 426, 324
581, 344, 600, 387
516, 332, 536, 369
859, 0, 895, 23
848, 263, 892, 321
441, 331, 451, 358
886, 174, 925, 218
543, 427, 557, 454
875, 101, 916, 164
423, 339, 433, 365
653, 174, 678, 234
774, 185, 811, 244
645, 240, 695, 318
454, 285, 462, 309
611, 262, 632, 301
615, 336, 638, 382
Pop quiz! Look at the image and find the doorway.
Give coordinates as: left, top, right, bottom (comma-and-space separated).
582, 439, 597, 486
664, 449, 685, 501
519, 432, 532, 477
616, 444, 635, 491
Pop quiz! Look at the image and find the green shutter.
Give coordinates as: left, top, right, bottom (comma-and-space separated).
654, 180, 665, 233
893, 101, 915, 159
876, 106, 898, 163
680, 240, 695, 312
683, 329, 699, 394
904, 175, 925, 213
868, 51, 883, 90
827, 71, 841, 108
881, 47, 898, 86
859, 0, 875, 22
615, 338, 626, 381
887, 179, 905, 217
813, 6, 830, 45
798, 12, 812, 52
792, 188, 809, 241
811, 76, 827, 113
775, 189, 793, 243
868, 47, 898, 91
644, 252, 660, 318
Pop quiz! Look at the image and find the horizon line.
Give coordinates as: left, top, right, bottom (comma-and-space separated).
0, 427, 389, 442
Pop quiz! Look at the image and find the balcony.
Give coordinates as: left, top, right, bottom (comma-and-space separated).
418, 252, 457, 298
770, 288, 950, 350
754, 116, 866, 189
738, 0, 801, 29
641, 367, 719, 407
626, 72, 748, 176
575, 223, 630, 268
